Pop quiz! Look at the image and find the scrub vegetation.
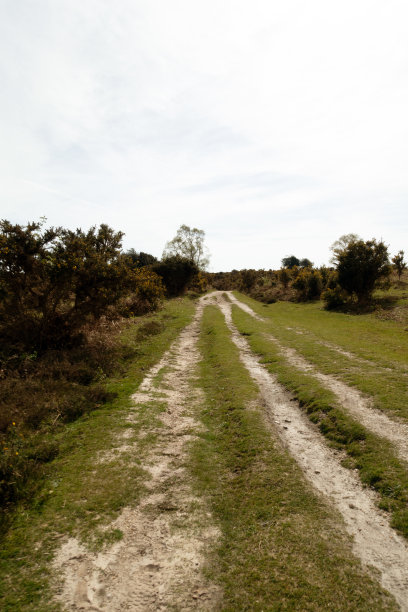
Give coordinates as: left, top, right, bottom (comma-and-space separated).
0, 219, 204, 519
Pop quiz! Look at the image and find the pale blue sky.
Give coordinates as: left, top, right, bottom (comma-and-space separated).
1, 0, 407, 270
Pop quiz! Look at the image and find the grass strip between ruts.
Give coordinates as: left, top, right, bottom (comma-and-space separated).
0, 297, 195, 612
232, 291, 408, 421
191, 304, 397, 611
231, 304, 408, 540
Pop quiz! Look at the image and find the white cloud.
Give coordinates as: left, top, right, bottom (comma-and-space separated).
1, 0, 407, 269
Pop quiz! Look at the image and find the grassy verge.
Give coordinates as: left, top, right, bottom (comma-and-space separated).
231, 304, 408, 539
191, 304, 397, 611
233, 291, 408, 421
0, 297, 195, 611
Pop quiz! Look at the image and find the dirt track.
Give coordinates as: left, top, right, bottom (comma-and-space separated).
222, 291, 408, 611
54, 299, 221, 611
54, 292, 408, 611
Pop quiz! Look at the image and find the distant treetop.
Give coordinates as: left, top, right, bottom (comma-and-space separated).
281, 255, 313, 269
163, 224, 210, 270
125, 249, 157, 267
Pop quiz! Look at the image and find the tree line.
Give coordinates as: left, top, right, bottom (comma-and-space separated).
0, 220, 207, 361
209, 235, 406, 309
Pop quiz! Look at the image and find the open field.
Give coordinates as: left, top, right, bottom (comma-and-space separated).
1, 291, 408, 610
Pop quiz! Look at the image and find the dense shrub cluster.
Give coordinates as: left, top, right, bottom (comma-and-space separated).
292, 268, 323, 301
153, 256, 199, 297
208, 267, 331, 303
119, 267, 164, 316
0, 220, 133, 356
209, 235, 401, 312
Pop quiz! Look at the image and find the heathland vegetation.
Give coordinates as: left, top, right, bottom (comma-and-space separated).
0, 220, 204, 517
1, 219, 408, 610
209, 234, 404, 311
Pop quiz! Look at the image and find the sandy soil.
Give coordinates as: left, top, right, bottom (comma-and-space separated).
227, 291, 408, 464
218, 291, 408, 611
53, 299, 221, 611
279, 344, 408, 464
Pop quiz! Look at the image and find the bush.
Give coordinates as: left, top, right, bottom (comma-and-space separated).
322, 286, 348, 310
188, 271, 208, 293
278, 268, 291, 288
240, 269, 258, 292
333, 236, 391, 305
153, 256, 199, 297
292, 268, 323, 301
120, 267, 164, 316
0, 220, 133, 355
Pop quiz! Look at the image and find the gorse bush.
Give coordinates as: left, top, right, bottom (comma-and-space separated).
120, 267, 164, 316
0, 219, 133, 356
0, 218, 165, 513
153, 255, 199, 297
292, 268, 323, 301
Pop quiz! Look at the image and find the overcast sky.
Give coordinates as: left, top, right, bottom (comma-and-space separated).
1, 1, 407, 270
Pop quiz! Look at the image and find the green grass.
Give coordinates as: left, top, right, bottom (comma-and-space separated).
233, 291, 408, 421
231, 304, 408, 539
191, 304, 397, 611
0, 297, 195, 611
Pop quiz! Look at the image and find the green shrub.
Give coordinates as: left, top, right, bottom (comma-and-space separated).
0, 220, 133, 355
322, 286, 348, 310
292, 268, 323, 301
153, 256, 199, 297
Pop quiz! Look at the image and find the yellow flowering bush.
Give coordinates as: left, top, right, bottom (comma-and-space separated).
121, 267, 164, 316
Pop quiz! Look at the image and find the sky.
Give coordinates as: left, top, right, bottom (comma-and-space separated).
1, 0, 407, 271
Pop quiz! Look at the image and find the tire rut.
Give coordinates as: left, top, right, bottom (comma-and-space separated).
53, 299, 221, 611
227, 292, 408, 465
214, 291, 408, 611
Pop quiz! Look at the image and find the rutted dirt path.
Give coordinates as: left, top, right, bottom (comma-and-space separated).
215, 292, 408, 611
53, 292, 408, 611
278, 344, 408, 464
227, 291, 408, 465
53, 299, 221, 611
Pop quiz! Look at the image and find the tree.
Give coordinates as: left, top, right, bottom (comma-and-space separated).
281, 255, 300, 269
125, 249, 157, 268
162, 225, 210, 270
392, 250, 406, 281
330, 234, 361, 265
153, 256, 199, 297
333, 237, 391, 305
299, 258, 313, 268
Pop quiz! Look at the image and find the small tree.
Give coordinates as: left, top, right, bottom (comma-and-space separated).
334, 237, 391, 305
125, 249, 157, 268
281, 255, 300, 269
299, 258, 313, 268
392, 250, 406, 281
330, 234, 361, 265
163, 225, 210, 270
153, 256, 199, 297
